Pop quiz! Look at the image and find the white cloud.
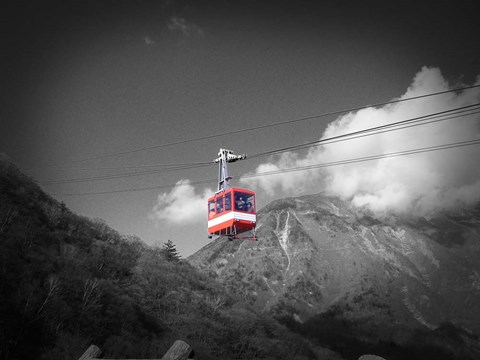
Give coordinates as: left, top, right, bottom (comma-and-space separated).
151, 180, 213, 224
241, 67, 480, 216
167, 17, 204, 37
144, 36, 155, 46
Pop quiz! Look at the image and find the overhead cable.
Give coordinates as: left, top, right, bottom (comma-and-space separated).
36, 84, 480, 167
249, 103, 480, 159
40, 162, 211, 185
52, 137, 480, 196
242, 138, 480, 178
40, 103, 480, 185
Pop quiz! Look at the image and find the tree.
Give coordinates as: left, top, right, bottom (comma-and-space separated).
162, 240, 181, 262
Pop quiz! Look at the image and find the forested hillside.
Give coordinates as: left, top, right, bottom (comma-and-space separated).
0, 157, 338, 360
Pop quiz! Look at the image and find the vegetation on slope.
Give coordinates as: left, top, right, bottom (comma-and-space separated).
190, 194, 480, 360
282, 303, 480, 360
0, 159, 336, 360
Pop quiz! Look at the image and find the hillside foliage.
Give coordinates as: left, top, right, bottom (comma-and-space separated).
0, 160, 334, 360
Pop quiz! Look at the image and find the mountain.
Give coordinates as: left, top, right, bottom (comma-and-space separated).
0, 157, 340, 360
188, 193, 480, 359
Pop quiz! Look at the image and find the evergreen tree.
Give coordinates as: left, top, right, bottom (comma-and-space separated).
162, 239, 181, 261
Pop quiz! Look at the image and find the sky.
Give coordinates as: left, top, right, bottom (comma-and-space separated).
1, 0, 479, 257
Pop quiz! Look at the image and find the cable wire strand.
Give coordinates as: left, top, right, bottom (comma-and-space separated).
41, 103, 480, 185
32, 84, 480, 168
249, 103, 480, 159
53, 138, 480, 196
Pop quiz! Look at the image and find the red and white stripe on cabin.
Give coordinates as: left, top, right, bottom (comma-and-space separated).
208, 211, 256, 234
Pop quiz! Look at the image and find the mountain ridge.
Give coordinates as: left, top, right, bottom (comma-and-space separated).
0, 159, 341, 360
3, 156, 479, 359
189, 192, 480, 358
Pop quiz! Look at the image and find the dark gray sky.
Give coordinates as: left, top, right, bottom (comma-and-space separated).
1, 0, 479, 256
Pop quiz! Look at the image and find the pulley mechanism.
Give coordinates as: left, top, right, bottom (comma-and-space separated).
214, 148, 246, 193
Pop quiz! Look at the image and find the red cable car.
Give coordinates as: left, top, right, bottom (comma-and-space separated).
207, 149, 257, 240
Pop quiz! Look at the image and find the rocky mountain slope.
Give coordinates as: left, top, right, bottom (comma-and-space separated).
0, 157, 340, 360
189, 193, 480, 358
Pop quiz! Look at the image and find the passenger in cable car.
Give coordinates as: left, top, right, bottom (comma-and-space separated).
225, 193, 232, 211
246, 201, 254, 212
216, 196, 223, 213
208, 200, 215, 219
235, 196, 245, 211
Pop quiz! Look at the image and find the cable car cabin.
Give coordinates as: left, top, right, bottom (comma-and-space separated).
208, 188, 256, 237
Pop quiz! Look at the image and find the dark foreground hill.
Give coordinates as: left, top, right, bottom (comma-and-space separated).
189, 194, 480, 360
0, 157, 339, 360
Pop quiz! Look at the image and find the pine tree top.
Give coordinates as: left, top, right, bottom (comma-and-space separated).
162, 239, 181, 261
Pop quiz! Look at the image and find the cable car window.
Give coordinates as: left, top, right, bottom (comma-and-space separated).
208, 200, 215, 215
216, 196, 224, 213
234, 194, 244, 211
234, 192, 255, 212
225, 193, 232, 211
245, 197, 255, 212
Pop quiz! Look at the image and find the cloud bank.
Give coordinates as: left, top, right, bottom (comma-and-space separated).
144, 36, 155, 46
241, 67, 480, 216
151, 67, 480, 225
151, 180, 213, 224
167, 17, 204, 37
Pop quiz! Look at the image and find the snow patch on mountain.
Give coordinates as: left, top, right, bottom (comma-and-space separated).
275, 210, 291, 271
401, 286, 436, 330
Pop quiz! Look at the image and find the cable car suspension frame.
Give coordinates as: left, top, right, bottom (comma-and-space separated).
208, 149, 257, 241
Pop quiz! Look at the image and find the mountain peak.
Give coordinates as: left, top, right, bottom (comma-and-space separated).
189, 192, 480, 354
